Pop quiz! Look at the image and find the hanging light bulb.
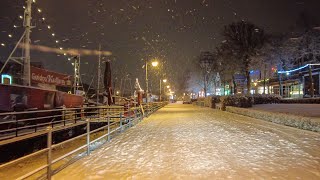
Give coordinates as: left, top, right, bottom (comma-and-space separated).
8, 34, 12, 38
42, 17, 45, 21
52, 33, 55, 37
37, 8, 42, 13
55, 40, 59, 43
13, 25, 18, 28
33, 0, 36, 3
19, 15, 23, 19
47, 25, 51, 29
1, 43, 5, 47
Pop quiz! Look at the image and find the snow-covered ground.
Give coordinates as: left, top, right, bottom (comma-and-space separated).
54, 104, 320, 179
251, 104, 320, 118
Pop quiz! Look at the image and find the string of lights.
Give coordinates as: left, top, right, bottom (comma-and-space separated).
0, 1, 24, 48
31, 1, 74, 65
277, 64, 320, 74
0, 0, 74, 66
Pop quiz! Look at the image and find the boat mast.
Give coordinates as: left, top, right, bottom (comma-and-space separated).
73, 55, 81, 94
23, 0, 32, 86
97, 44, 101, 104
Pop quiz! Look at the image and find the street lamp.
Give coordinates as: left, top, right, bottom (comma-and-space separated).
145, 59, 159, 103
152, 61, 159, 67
159, 79, 167, 102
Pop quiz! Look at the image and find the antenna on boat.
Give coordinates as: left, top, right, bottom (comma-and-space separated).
0, 0, 33, 86
97, 44, 102, 104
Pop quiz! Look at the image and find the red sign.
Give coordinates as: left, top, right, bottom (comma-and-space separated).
31, 66, 72, 87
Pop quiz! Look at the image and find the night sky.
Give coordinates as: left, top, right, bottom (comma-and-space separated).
1, 0, 320, 93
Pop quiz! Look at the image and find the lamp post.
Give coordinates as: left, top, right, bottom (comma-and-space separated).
163, 85, 170, 101
145, 59, 159, 103
160, 79, 167, 101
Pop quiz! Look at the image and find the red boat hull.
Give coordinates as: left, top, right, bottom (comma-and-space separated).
0, 84, 83, 112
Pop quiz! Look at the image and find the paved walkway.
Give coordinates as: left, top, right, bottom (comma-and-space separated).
54, 104, 320, 179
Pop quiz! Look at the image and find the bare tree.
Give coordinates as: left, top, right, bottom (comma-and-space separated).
216, 42, 241, 94
223, 21, 266, 94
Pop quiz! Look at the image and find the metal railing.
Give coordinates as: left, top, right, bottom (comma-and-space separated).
0, 106, 127, 141
0, 102, 167, 180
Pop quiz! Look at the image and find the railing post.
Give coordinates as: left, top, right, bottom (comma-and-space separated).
134, 109, 137, 123
62, 109, 66, 126
107, 113, 110, 142
86, 120, 90, 155
47, 126, 52, 180
140, 108, 143, 122
146, 103, 149, 117
97, 107, 100, 119
34, 113, 37, 133
14, 115, 18, 137
128, 110, 132, 127
119, 112, 123, 132
74, 109, 77, 123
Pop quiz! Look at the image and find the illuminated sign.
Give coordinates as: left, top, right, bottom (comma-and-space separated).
1, 74, 12, 84
31, 66, 72, 86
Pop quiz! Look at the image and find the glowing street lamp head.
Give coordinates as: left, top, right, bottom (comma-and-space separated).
163, 79, 167, 83
151, 61, 159, 67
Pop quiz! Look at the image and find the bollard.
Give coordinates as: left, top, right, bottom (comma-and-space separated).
47, 126, 53, 180
86, 120, 90, 155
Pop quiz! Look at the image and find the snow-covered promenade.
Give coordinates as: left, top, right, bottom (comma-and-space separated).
54, 104, 320, 179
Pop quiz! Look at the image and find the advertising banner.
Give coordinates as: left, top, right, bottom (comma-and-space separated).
31, 66, 72, 87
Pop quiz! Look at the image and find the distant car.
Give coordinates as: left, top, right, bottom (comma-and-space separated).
183, 95, 191, 104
